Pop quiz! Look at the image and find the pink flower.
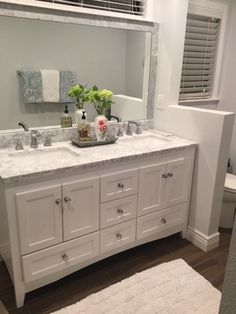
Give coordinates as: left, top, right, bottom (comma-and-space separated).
98, 120, 105, 126
99, 125, 107, 132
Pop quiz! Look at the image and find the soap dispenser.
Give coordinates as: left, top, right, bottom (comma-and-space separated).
78, 111, 90, 141
61, 106, 72, 128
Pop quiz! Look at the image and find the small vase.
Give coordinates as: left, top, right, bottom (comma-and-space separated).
95, 115, 108, 142
74, 109, 84, 127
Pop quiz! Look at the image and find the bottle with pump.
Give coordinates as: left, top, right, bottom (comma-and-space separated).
78, 111, 90, 141
61, 105, 72, 128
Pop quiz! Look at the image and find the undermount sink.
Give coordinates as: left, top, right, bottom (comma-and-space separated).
8, 146, 79, 163
119, 134, 173, 146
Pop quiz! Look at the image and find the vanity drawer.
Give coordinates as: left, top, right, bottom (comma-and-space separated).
100, 195, 137, 228
100, 220, 136, 254
22, 232, 99, 283
137, 203, 186, 240
100, 169, 138, 202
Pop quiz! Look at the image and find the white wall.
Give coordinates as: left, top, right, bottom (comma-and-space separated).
217, 0, 236, 172
0, 15, 128, 129
153, 0, 235, 250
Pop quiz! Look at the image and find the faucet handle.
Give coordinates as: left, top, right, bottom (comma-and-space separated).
135, 122, 142, 135
44, 135, 53, 146
14, 138, 24, 150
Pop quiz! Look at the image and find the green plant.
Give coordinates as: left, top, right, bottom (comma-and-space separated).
88, 86, 113, 115
68, 84, 89, 109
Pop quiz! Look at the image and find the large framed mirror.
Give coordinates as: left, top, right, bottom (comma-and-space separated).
0, 2, 158, 132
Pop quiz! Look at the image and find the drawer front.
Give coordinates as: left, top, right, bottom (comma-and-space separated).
100, 169, 138, 202
22, 232, 99, 283
137, 203, 186, 240
100, 220, 136, 254
100, 195, 137, 228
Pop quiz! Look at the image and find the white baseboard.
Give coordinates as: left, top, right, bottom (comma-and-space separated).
186, 226, 220, 252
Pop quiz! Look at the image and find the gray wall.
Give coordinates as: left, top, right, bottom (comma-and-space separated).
0, 15, 129, 129
125, 31, 146, 98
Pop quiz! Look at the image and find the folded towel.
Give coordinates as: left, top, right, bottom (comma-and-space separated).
59, 71, 77, 103
17, 70, 43, 103
41, 70, 59, 102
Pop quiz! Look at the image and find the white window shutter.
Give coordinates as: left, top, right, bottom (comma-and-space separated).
180, 14, 220, 100
35, 0, 145, 16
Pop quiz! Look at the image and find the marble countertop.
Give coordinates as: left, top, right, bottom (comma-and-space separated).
0, 130, 197, 184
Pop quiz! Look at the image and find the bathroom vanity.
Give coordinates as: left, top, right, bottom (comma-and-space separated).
0, 130, 196, 307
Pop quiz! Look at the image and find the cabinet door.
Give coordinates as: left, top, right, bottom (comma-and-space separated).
16, 185, 62, 255
138, 163, 166, 216
100, 169, 138, 203
62, 177, 99, 241
164, 158, 190, 208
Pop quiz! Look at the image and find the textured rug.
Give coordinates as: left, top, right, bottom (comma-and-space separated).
52, 259, 221, 314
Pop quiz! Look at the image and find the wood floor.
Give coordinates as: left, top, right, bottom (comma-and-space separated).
0, 229, 232, 314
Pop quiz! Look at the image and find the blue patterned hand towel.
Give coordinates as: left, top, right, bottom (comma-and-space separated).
59, 71, 77, 103
17, 70, 43, 103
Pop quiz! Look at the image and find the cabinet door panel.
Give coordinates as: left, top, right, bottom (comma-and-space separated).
137, 203, 186, 240
100, 169, 138, 202
164, 158, 190, 208
16, 185, 62, 255
62, 177, 99, 241
100, 195, 137, 228
100, 220, 136, 254
22, 232, 99, 283
138, 163, 166, 216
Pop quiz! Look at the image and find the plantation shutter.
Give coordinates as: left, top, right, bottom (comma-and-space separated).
179, 14, 220, 100
35, 0, 145, 16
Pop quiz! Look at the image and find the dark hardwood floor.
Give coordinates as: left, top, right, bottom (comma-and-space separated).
0, 229, 232, 314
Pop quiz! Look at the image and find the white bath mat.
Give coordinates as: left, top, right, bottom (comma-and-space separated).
52, 259, 221, 314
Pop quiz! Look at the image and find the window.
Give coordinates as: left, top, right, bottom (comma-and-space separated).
35, 0, 145, 16
179, 13, 220, 100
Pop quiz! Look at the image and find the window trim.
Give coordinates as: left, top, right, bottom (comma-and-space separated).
180, 0, 228, 104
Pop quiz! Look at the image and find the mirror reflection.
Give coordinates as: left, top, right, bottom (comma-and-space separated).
0, 15, 152, 130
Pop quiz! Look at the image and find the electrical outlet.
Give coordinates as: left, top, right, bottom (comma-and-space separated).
157, 94, 165, 110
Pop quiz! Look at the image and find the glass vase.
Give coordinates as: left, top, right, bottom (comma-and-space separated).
74, 108, 84, 128
95, 115, 108, 142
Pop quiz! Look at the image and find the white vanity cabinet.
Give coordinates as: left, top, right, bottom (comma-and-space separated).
0, 146, 195, 308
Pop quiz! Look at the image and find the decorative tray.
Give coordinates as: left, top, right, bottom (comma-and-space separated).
70, 136, 118, 148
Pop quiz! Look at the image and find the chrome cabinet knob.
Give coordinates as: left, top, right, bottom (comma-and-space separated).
64, 196, 71, 202
118, 183, 124, 189
162, 173, 168, 179
168, 172, 173, 177
161, 218, 167, 224
62, 253, 69, 261
117, 208, 124, 215
55, 198, 62, 205
116, 233, 123, 240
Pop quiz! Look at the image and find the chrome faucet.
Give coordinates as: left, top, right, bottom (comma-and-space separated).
126, 121, 142, 135
18, 121, 29, 132
30, 130, 41, 148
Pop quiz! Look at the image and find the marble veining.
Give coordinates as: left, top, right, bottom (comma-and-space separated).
0, 130, 197, 184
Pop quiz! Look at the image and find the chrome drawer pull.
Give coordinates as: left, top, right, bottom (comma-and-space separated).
64, 196, 71, 202
162, 173, 168, 179
116, 233, 123, 240
117, 208, 124, 215
161, 218, 167, 224
117, 183, 125, 189
62, 253, 69, 261
55, 198, 62, 205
